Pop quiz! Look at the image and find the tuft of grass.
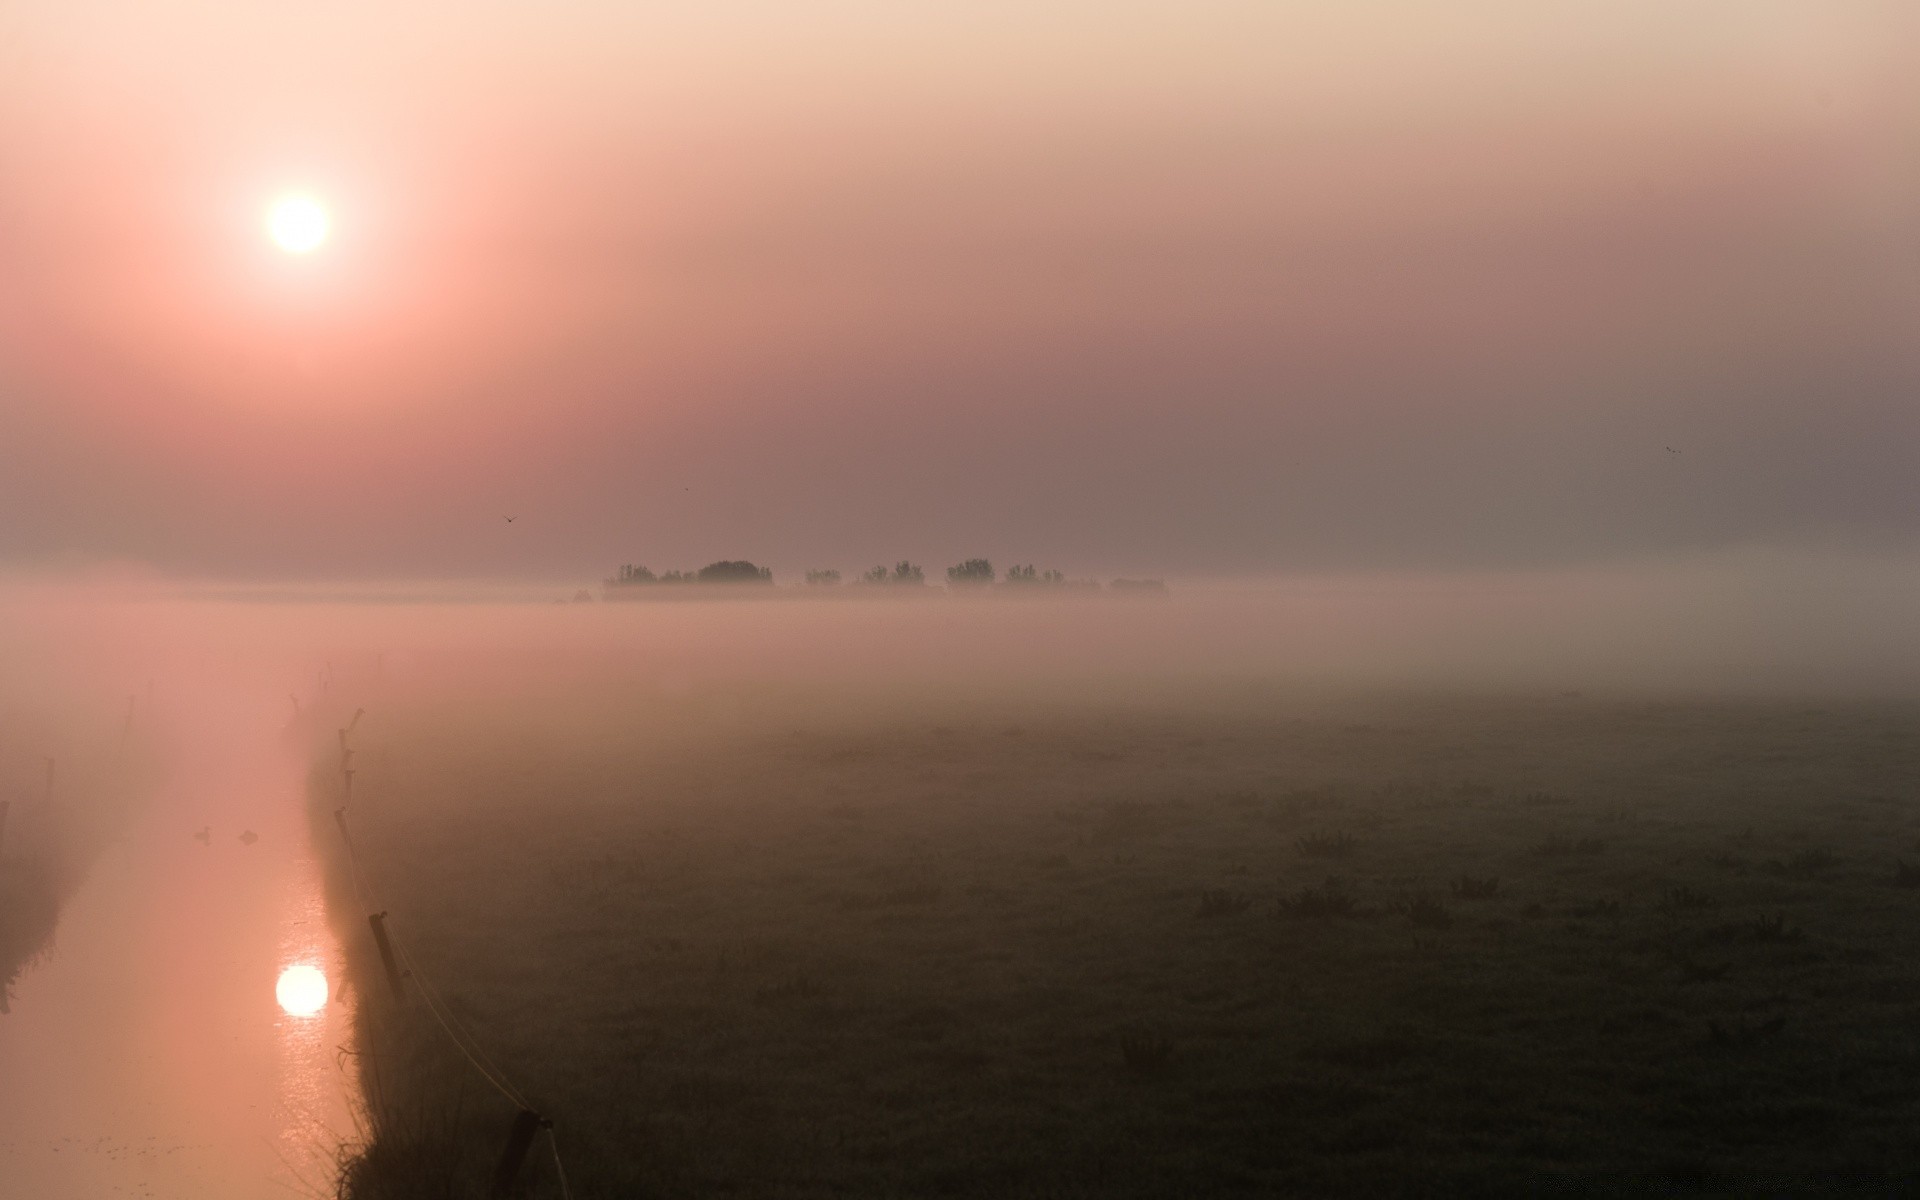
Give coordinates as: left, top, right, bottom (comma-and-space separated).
1295, 830, 1358, 859
1677, 959, 1731, 984
1390, 894, 1453, 930
1764, 848, 1837, 880
1660, 886, 1716, 911
1276, 878, 1358, 919
1448, 875, 1500, 900
1196, 888, 1251, 918
1706, 912, 1802, 945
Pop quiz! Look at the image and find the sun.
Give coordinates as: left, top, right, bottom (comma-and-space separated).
276, 963, 330, 1016
267, 194, 330, 254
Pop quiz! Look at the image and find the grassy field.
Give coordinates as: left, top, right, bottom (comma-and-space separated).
316, 683, 1920, 1197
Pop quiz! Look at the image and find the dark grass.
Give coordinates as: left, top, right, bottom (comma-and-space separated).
0, 855, 64, 1010
314, 691, 1920, 1197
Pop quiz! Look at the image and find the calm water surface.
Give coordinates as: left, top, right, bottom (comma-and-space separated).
0, 719, 358, 1198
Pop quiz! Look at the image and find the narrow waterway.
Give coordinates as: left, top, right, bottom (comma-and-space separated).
0, 691, 358, 1198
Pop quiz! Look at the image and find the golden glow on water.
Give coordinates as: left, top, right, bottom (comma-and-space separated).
0, 737, 361, 1198
275, 963, 329, 1016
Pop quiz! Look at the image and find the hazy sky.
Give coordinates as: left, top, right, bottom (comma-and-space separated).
2, 1, 1916, 581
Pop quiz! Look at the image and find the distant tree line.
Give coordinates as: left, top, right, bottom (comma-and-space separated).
609, 560, 773, 587
943, 559, 1089, 589
824, 558, 1154, 593
859, 562, 925, 586
604, 557, 1165, 596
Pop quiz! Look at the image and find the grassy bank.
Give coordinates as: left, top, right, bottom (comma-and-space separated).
0, 723, 160, 1010
314, 686, 1920, 1196
0, 847, 66, 1011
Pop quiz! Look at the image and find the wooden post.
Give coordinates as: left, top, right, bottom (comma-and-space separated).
368, 911, 407, 1000
490, 1109, 546, 1198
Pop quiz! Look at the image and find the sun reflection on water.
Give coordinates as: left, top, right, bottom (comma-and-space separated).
276, 963, 329, 1016
273, 839, 360, 1187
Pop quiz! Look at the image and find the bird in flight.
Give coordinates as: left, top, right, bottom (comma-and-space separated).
1665, 446, 1680, 454
504, 515, 517, 523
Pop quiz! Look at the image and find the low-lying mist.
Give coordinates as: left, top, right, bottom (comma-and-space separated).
7, 545, 1920, 1196
6, 545, 1918, 712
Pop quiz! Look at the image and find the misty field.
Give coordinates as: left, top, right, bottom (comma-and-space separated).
316, 676, 1920, 1198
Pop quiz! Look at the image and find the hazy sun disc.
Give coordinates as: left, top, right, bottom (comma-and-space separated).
268, 195, 329, 253
276, 964, 329, 1016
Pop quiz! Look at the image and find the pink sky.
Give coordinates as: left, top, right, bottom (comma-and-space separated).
2, 2, 1917, 580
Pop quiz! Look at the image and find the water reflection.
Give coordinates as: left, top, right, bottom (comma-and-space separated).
274, 833, 359, 1192
277, 964, 329, 1017
0, 745, 359, 1197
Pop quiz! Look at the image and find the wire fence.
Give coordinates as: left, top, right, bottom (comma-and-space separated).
329, 717, 573, 1200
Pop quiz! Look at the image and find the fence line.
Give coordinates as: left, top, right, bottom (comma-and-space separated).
547, 1127, 575, 1200
329, 717, 571, 1197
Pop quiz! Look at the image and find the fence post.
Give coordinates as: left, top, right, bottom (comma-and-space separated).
368, 911, 407, 1000
490, 1109, 546, 1198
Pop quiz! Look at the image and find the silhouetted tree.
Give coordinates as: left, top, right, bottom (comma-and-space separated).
1004, 564, 1071, 587
947, 559, 994, 586
697, 560, 774, 584
805, 569, 842, 586
891, 561, 924, 585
